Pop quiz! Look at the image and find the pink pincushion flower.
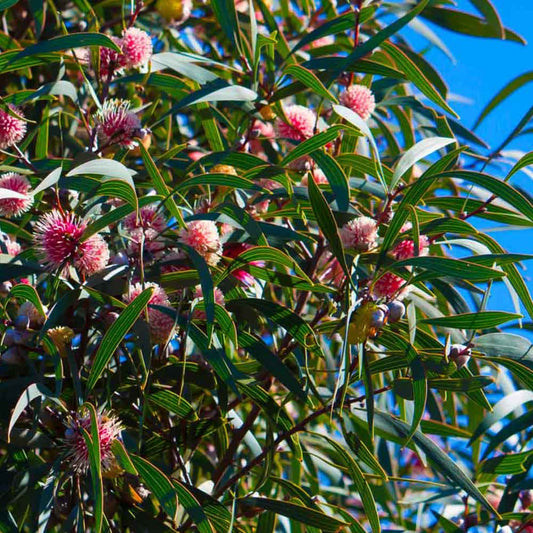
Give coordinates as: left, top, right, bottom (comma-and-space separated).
33, 210, 110, 276
339, 85, 375, 121
123, 205, 166, 251
64, 409, 122, 473
276, 105, 316, 141
99, 36, 127, 78
178, 220, 222, 266
193, 285, 225, 319
96, 99, 142, 149
392, 236, 430, 261
74, 233, 110, 275
0, 105, 27, 150
125, 282, 175, 343
340, 216, 378, 252
0, 173, 33, 217
223, 243, 264, 286
373, 272, 410, 300
121, 28, 153, 69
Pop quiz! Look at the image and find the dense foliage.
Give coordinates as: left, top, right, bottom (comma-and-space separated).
1, 0, 533, 531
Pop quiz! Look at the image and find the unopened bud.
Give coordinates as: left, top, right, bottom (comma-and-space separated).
387, 301, 405, 323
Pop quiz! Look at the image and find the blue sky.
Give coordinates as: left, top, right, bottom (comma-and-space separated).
412, 1, 533, 327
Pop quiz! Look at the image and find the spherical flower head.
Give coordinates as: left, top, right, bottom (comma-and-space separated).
339, 85, 375, 121
33, 210, 109, 276
223, 243, 264, 286
373, 272, 410, 300
340, 216, 378, 252
123, 205, 166, 248
178, 220, 222, 266
211, 164, 238, 175
392, 236, 430, 261
0, 173, 33, 218
18, 301, 47, 327
125, 282, 175, 343
74, 233, 110, 276
276, 105, 316, 141
98, 36, 126, 79
96, 99, 142, 149
47, 326, 75, 358
121, 28, 153, 69
0, 105, 26, 150
193, 285, 225, 319
156, 0, 193, 22
64, 409, 122, 474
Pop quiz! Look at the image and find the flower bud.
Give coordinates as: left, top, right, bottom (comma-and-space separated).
448, 344, 471, 369
387, 301, 405, 323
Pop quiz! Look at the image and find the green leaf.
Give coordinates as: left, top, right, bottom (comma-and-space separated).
421, 6, 525, 43
317, 435, 381, 533
363, 409, 500, 516
307, 170, 349, 276
9, 284, 46, 317
391, 136, 455, 189
97, 179, 138, 210
506, 150, 533, 182
393, 256, 507, 282
7, 383, 57, 441
13, 32, 121, 61
474, 72, 533, 129
420, 311, 522, 329
333, 104, 386, 192
438, 170, 533, 222
81, 403, 104, 533
478, 451, 533, 475
283, 64, 338, 102
173, 482, 215, 533
148, 390, 198, 421
138, 144, 185, 229
381, 42, 458, 118
131, 455, 178, 521
469, 390, 533, 443
66, 158, 136, 186
230, 298, 320, 353
474, 333, 533, 363
310, 150, 350, 212
32, 167, 62, 195
241, 498, 348, 532
237, 331, 306, 400
332, 0, 430, 81
86, 287, 153, 391
280, 127, 342, 167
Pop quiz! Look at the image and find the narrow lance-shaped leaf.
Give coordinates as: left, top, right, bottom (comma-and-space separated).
87, 287, 154, 391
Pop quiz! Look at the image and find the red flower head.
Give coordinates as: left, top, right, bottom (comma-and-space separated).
373, 272, 410, 300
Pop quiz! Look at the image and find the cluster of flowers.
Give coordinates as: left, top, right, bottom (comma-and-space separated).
0, 19, 426, 476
